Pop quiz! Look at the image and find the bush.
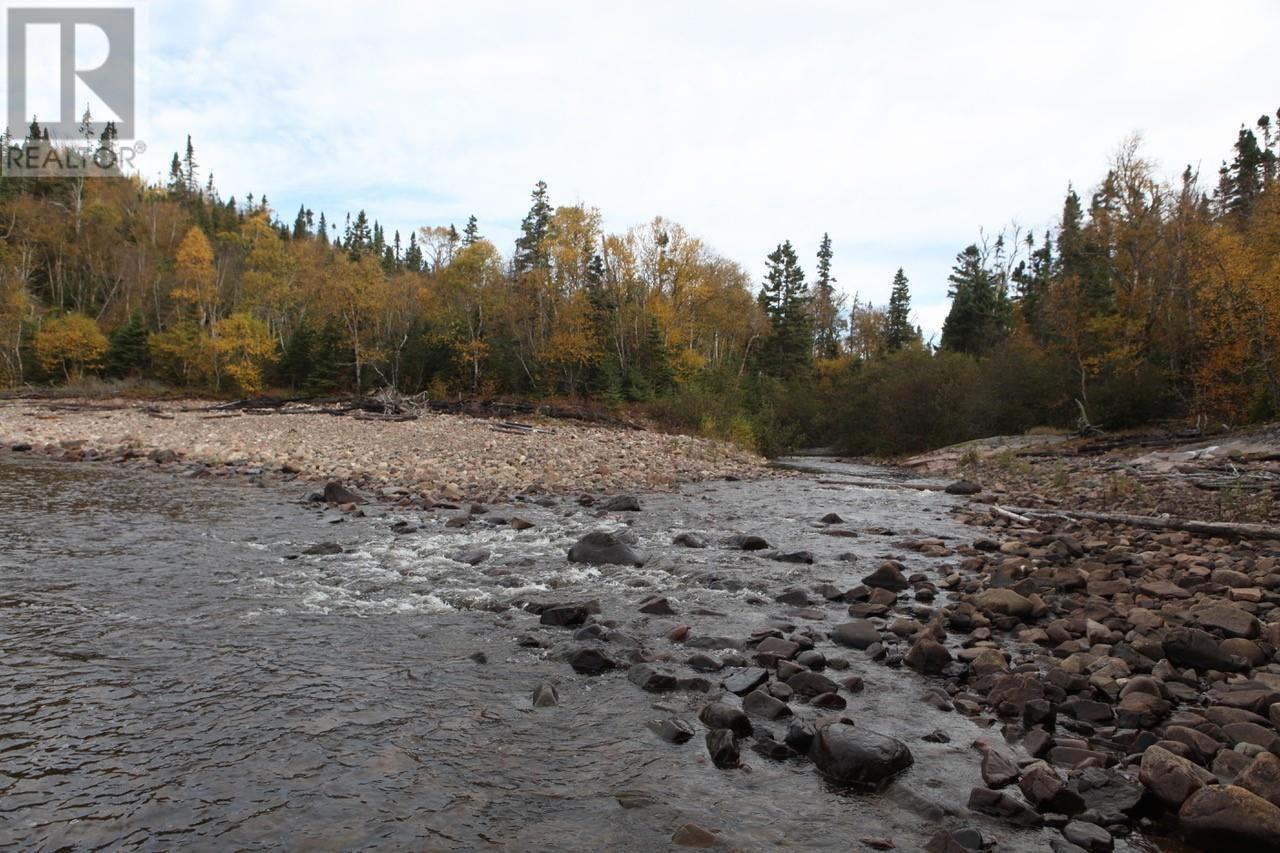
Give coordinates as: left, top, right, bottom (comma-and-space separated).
35, 313, 109, 381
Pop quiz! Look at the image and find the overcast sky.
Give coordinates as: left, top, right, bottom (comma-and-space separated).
131, 1, 1280, 339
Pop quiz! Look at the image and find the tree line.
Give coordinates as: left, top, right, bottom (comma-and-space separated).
1, 110, 1278, 455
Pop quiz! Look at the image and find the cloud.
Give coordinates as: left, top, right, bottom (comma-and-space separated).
132, 0, 1280, 339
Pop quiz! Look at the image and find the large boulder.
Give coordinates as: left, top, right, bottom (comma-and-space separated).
863, 561, 909, 591
1240, 752, 1280, 808
567, 530, 646, 566
601, 495, 641, 512
698, 702, 752, 737
323, 481, 363, 504
833, 620, 881, 650
1179, 785, 1280, 852
1195, 604, 1261, 639
1163, 627, 1248, 672
905, 637, 952, 675
809, 722, 913, 789
1138, 745, 1215, 809
971, 588, 1035, 619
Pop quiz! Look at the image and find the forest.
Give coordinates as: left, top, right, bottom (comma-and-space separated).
2, 110, 1279, 456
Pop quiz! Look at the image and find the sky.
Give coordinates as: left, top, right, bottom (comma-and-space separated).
118, 1, 1280, 339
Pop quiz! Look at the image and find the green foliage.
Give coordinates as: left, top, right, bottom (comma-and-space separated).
103, 313, 150, 378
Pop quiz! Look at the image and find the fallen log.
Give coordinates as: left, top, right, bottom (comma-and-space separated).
998, 505, 1280, 541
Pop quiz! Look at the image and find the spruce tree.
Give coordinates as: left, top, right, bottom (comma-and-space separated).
513, 181, 552, 274
940, 244, 1000, 356
885, 268, 914, 352
182, 135, 198, 195
810, 233, 843, 359
462, 215, 481, 246
758, 240, 812, 374
104, 314, 150, 378
317, 212, 329, 245
292, 205, 309, 239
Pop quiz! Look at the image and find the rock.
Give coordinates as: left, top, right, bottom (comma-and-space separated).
1240, 752, 1280, 808
809, 722, 914, 789
722, 534, 770, 551
601, 495, 641, 512
925, 828, 989, 852
322, 481, 362, 504
971, 588, 1034, 619
833, 620, 880, 650
743, 689, 791, 720
751, 731, 795, 761
722, 667, 769, 696
1061, 820, 1112, 852
786, 670, 840, 698
540, 604, 590, 627
1163, 626, 1248, 672
638, 596, 677, 615
567, 530, 646, 566
672, 532, 708, 548
531, 683, 559, 707
303, 542, 344, 555
672, 823, 719, 848
705, 729, 740, 769
1179, 784, 1280, 852
980, 744, 1021, 788
567, 647, 617, 675
812, 692, 847, 710
10, 442, 31, 452
453, 547, 491, 565
1019, 765, 1085, 814
821, 512, 845, 524
946, 480, 982, 495
773, 588, 813, 607
628, 664, 678, 692
756, 637, 800, 660
905, 637, 952, 675
1138, 745, 1215, 809
771, 550, 815, 564
698, 702, 752, 738
966, 787, 1042, 827
1195, 604, 1261, 639
1072, 767, 1143, 823
863, 561, 909, 591
510, 516, 535, 530
686, 653, 722, 672
646, 717, 694, 744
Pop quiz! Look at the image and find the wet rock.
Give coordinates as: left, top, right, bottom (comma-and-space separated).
809, 723, 914, 789
1019, 765, 1085, 814
786, 670, 840, 698
722, 534, 770, 551
1061, 820, 1112, 852
698, 702, 753, 738
629, 664, 678, 692
510, 516, 535, 530
1163, 626, 1248, 672
323, 481, 362, 504
1179, 784, 1280, 852
751, 731, 794, 761
743, 689, 791, 720
863, 561, 909, 591
1138, 744, 1215, 809
925, 827, 989, 852
812, 692, 847, 710
722, 667, 769, 696
966, 787, 1042, 827
638, 596, 677, 615
784, 721, 815, 753
773, 588, 813, 607
531, 683, 559, 707
771, 550, 815, 564
905, 637, 952, 675
1195, 603, 1261, 639
567, 530, 646, 566
795, 649, 826, 670
672, 532, 708, 548
705, 729, 740, 769
540, 604, 591, 628
453, 547, 491, 566
1240, 752, 1280, 808
10, 442, 31, 452
567, 647, 618, 675
303, 542, 344, 555
687, 653, 723, 672
833, 620, 880, 650
821, 512, 845, 524
646, 717, 694, 744
600, 495, 641, 512
979, 744, 1021, 788
946, 480, 982, 495
672, 823, 720, 847
1072, 767, 1143, 823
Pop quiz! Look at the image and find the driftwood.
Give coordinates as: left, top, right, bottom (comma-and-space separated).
995, 505, 1280, 541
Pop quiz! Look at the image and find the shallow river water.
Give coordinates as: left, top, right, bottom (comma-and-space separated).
0, 454, 1149, 851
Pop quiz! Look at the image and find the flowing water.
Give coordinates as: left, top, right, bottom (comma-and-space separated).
0, 454, 1144, 851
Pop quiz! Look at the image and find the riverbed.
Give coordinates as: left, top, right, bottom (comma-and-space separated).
0, 453, 1137, 851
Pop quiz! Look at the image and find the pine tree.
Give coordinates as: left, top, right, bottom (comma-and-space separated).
404, 231, 422, 272
347, 210, 372, 259
103, 314, 150, 377
292, 204, 309, 239
513, 181, 552, 274
317, 212, 329, 245
182, 135, 198, 195
462, 215, 481, 246
809, 233, 844, 359
1011, 232, 1052, 340
167, 152, 184, 194
758, 240, 812, 374
885, 268, 914, 352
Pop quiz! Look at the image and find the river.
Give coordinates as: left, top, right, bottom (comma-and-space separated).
0, 453, 1145, 851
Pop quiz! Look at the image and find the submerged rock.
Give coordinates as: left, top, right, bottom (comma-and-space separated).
567, 530, 646, 566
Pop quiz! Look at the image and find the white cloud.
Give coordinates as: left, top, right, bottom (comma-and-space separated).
130, 0, 1280, 339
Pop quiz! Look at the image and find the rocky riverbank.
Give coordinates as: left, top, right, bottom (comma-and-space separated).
0, 398, 765, 501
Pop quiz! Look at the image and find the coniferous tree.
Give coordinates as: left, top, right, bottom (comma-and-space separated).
885, 268, 914, 352
292, 205, 309, 239
941, 245, 1001, 356
462, 215, 481, 246
403, 231, 422, 271
758, 240, 812, 373
347, 210, 372, 259
809, 233, 844, 359
167, 153, 184, 194
103, 313, 150, 377
182, 135, 198, 195
513, 181, 552, 274
317, 212, 329, 245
